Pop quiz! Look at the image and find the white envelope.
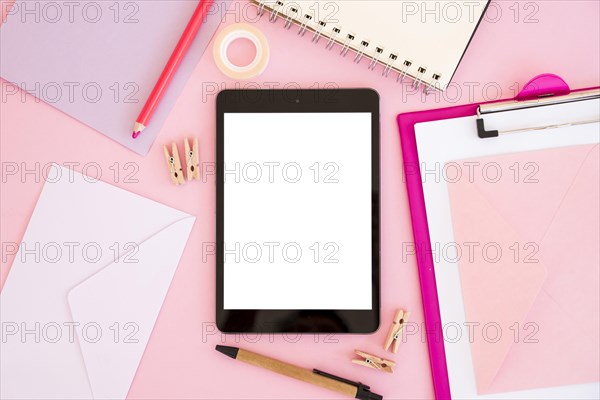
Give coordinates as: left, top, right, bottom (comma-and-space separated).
0, 164, 195, 399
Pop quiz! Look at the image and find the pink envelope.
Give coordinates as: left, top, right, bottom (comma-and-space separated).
447, 143, 600, 395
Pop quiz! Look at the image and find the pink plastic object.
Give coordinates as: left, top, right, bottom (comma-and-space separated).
396, 74, 598, 399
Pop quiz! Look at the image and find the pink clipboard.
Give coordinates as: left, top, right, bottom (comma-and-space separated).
396, 74, 597, 399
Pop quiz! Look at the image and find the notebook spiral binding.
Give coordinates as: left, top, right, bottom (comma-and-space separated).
253, 0, 442, 93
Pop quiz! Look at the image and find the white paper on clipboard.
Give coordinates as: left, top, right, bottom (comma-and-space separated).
414, 98, 600, 399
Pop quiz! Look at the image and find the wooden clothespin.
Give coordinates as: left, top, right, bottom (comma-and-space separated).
184, 137, 200, 181
384, 309, 410, 354
352, 350, 395, 373
163, 143, 185, 185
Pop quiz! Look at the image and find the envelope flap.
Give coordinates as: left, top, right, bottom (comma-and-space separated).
13, 164, 193, 275
447, 176, 546, 393
537, 144, 600, 338
67, 213, 195, 398
466, 145, 594, 242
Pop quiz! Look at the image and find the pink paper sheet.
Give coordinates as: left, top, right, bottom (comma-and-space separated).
447, 144, 600, 394
0, 0, 230, 155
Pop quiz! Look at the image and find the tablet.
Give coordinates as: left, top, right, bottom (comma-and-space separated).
216, 89, 380, 333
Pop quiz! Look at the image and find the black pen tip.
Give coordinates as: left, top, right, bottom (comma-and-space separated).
215, 345, 239, 359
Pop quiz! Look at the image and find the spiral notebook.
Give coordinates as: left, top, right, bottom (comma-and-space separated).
253, 0, 490, 91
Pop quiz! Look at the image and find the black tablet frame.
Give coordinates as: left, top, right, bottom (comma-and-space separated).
216, 89, 380, 333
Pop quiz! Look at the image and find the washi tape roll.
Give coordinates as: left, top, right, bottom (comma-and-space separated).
213, 23, 270, 80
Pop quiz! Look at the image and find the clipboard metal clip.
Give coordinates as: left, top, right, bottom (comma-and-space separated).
476, 74, 600, 138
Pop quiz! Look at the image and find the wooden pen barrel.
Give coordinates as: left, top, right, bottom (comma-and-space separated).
237, 348, 358, 398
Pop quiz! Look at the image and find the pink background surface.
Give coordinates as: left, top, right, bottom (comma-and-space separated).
1, 1, 599, 398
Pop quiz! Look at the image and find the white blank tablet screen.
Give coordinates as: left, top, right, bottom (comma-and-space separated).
223, 112, 373, 310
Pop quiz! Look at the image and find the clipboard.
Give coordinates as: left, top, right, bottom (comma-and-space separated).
397, 74, 600, 399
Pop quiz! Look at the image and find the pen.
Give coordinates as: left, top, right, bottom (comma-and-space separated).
132, 0, 215, 139
215, 345, 383, 400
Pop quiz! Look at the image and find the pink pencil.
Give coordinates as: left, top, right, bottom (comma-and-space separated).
132, 0, 215, 139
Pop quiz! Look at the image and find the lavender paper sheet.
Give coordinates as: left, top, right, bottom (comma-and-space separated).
0, 0, 230, 155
